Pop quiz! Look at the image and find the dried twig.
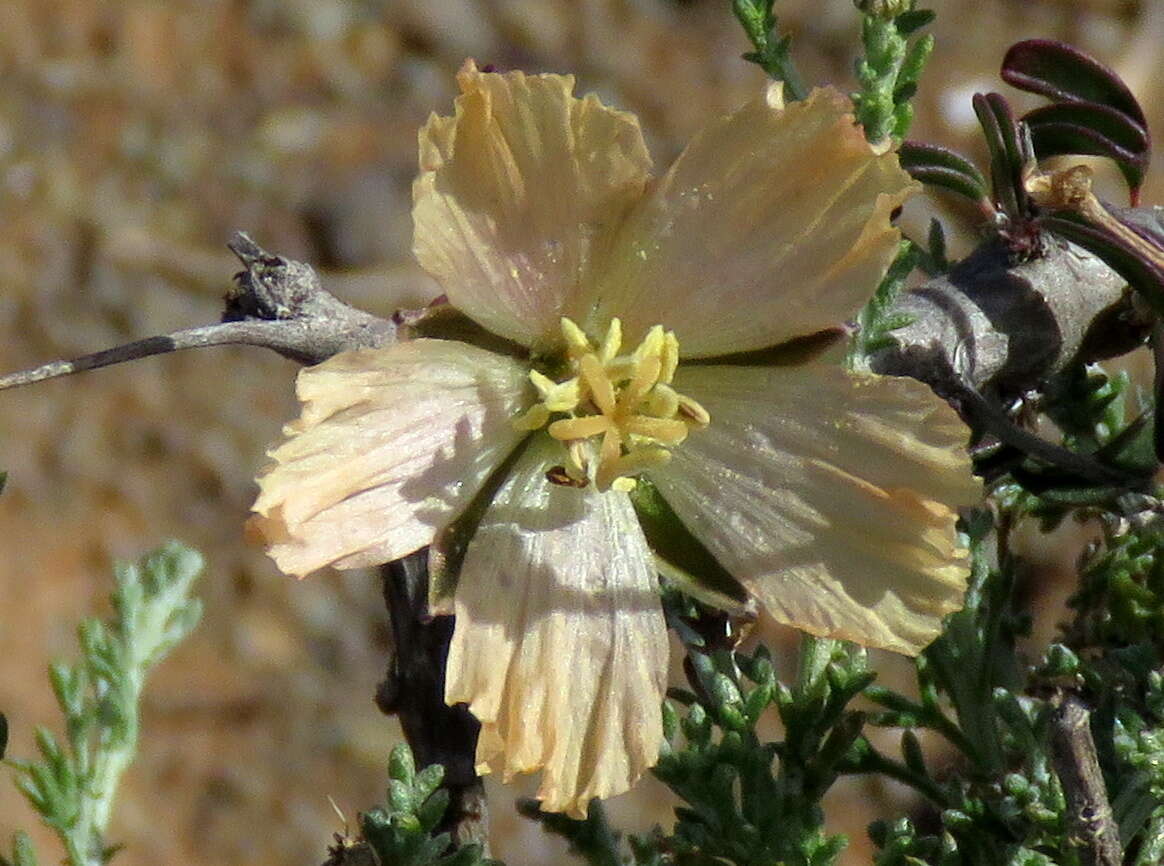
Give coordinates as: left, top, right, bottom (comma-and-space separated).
0, 233, 398, 391
1049, 693, 1123, 866
374, 551, 489, 852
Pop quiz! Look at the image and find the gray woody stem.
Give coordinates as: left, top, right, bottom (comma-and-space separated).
0, 232, 398, 391
0, 233, 482, 860
870, 233, 1153, 482
375, 551, 490, 852
1049, 693, 1123, 866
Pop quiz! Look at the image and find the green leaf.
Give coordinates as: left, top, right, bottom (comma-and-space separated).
901, 731, 927, 775
1001, 39, 1146, 126
413, 765, 445, 807
7, 544, 204, 866
850, 239, 923, 365
387, 778, 413, 815
731, 0, 807, 100
414, 788, 450, 835
388, 742, 417, 784
33, 729, 66, 778
898, 34, 933, 91
7, 834, 38, 866
898, 141, 990, 203
1024, 102, 1149, 192
973, 92, 1027, 219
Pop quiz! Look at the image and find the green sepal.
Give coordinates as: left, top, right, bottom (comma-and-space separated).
427, 436, 532, 611
629, 478, 749, 615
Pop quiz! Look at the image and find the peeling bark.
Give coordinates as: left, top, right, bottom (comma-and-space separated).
871, 235, 1151, 403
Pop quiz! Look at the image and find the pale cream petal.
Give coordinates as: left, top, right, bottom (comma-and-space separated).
251, 340, 531, 577
413, 60, 653, 349
585, 85, 920, 357
649, 363, 980, 655
445, 438, 668, 817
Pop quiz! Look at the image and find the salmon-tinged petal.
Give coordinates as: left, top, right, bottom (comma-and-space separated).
251, 340, 531, 577
650, 363, 979, 654
414, 60, 653, 349
446, 438, 668, 816
587, 85, 918, 357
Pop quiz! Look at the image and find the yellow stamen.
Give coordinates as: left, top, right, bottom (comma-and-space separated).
610, 446, 672, 475
677, 394, 711, 427
660, 333, 680, 384
599, 318, 623, 362
549, 415, 611, 440
580, 354, 617, 415
596, 429, 623, 491
529, 369, 557, 396
620, 355, 661, 412
526, 370, 582, 414
543, 379, 581, 412
646, 383, 680, 419
516, 317, 711, 491
566, 441, 589, 480
623, 416, 689, 445
633, 326, 665, 366
561, 317, 592, 358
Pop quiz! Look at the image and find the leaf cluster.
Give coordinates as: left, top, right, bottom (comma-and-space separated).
851, 2, 935, 144
525, 632, 877, 866
848, 238, 923, 365
873, 357, 1164, 864
3, 543, 204, 866
329, 744, 497, 866
862, 513, 1071, 865
991, 369, 1156, 539
731, 0, 807, 101
649, 637, 873, 865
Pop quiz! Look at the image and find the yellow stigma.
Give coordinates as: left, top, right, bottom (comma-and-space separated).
514, 317, 710, 492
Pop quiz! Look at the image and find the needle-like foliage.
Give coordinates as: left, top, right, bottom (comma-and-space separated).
3, 543, 203, 866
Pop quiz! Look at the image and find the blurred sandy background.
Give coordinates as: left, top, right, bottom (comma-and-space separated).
1, 1, 1162, 863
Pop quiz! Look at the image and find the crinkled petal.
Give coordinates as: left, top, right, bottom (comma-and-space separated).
446, 437, 668, 817
413, 60, 653, 349
251, 339, 531, 577
585, 85, 919, 357
649, 363, 980, 654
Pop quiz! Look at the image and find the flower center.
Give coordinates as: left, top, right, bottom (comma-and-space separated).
513, 317, 710, 492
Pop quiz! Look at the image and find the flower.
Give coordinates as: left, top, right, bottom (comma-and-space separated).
250, 61, 980, 817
